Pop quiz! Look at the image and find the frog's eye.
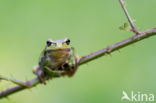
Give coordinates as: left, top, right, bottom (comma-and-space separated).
46, 40, 52, 46
65, 39, 70, 45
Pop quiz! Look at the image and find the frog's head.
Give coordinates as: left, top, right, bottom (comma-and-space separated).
46, 38, 71, 51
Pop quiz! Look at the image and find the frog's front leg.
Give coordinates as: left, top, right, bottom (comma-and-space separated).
66, 47, 79, 76
33, 66, 46, 84
69, 55, 79, 76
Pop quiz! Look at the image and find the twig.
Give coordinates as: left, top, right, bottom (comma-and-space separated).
119, 0, 140, 34
0, 75, 30, 87
0, 78, 39, 97
0, 0, 156, 99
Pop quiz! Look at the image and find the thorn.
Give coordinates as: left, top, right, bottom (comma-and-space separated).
106, 46, 112, 57
128, 28, 133, 32
106, 46, 111, 52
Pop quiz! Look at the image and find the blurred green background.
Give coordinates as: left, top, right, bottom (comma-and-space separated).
0, 0, 156, 103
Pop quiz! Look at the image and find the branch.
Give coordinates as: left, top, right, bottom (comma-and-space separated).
0, 0, 156, 99
79, 28, 156, 65
119, 0, 140, 34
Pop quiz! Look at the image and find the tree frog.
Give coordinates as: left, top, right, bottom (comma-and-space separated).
33, 38, 79, 83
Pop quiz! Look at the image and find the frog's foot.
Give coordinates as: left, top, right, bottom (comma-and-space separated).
33, 66, 46, 84
37, 70, 46, 84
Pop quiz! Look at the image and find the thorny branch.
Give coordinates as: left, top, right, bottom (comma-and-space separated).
0, 0, 156, 99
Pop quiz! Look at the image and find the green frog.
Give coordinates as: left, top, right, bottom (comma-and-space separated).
33, 38, 79, 83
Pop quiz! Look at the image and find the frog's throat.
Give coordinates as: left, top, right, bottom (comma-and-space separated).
46, 48, 71, 61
